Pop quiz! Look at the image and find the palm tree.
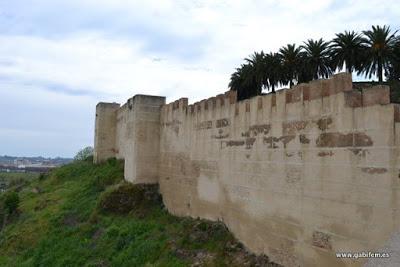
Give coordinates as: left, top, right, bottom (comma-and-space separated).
302, 38, 333, 80
240, 63, 258, 97
388, 38, 400, 81
229, 68, 244, 93
279, 44, 303, 87
244, 51, 267, 92
264, 52, 283, 93
362, 25, 398, 83
330, 31, 366, 73
229, 63, 259, 100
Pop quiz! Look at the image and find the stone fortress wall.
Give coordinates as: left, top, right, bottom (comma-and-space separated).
94, 73, 400, 266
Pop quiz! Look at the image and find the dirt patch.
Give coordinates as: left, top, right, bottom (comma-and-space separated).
171, 220, 281, 267
222, 241, 281, 267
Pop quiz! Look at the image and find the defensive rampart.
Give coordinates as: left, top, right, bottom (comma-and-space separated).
94, 73, 400, 266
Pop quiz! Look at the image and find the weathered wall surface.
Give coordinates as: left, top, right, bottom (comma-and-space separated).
94, 102, 120, 163
94, 73, 400, 266
158, 73, 400, 267
94, 95, 165, 183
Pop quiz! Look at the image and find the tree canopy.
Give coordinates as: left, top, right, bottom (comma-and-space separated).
229, 25, 399, 100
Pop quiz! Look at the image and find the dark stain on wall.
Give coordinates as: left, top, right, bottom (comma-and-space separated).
316, 133, 353, 147
263, 135, 295, 149
249, 124, 271, 135
212, 133, 230, 139
318, 151, 334, 157
242, 124, 271, 137
312, 231, 332, 250
299, 134, 310, 144
245, 102, 250, 112
282, 121, 308, 135
196, 120, 213, 130
242, 132, 250, 138
361, 167, 387, 174
263, 137, 280, 149
280, 135, 296, 148
226, 140, 245, 147
354, 132, 373, 146
316, 132, 373, 147
286, 167, 302, 183
163, 119, 182, 127
315, 117, 333, 131
216, 118, 230, 128
170, 154, 201, 180
348, 148, 369, 157
245, 137, 256, 149
297, 151, 303, 159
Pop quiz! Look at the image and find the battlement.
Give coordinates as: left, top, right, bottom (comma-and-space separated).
94, 73, 400, 267
162, 90, 237, 114
161, 73, 392, 122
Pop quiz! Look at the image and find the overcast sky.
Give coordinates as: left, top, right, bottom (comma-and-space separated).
0, 0, 399, 158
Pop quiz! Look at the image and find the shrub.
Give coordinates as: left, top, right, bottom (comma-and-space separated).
38, 173, 47, 181
98, 183, 162, 215
3, 191, 19, 215
84, 155, 94, 162
74, 146, 94, 161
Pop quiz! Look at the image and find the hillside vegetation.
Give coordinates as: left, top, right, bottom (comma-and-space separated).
0, 158, 279, 267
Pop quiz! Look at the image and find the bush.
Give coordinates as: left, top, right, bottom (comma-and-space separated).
3, 191, 19, 215
98, 183, 162, 215
74, 146, 94, 161
38, 173, 47, 181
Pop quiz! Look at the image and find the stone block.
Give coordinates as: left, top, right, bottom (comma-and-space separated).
344, 91, 362, 108
362, 85, 390, 106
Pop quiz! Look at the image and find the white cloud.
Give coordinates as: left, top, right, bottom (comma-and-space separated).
0, 0, 399, 156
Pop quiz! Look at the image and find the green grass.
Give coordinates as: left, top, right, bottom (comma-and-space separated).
0, 172, 38, 187
0, 172, 39, 197
0, 159, 278, 267
0, 172, 38, 180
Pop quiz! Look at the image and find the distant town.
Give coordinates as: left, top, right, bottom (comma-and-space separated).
0, 155, 73, 173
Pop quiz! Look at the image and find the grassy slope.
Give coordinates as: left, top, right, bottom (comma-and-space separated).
0, 172, 38, 188
0, 172, 39, 180
0, 159, 279, 267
